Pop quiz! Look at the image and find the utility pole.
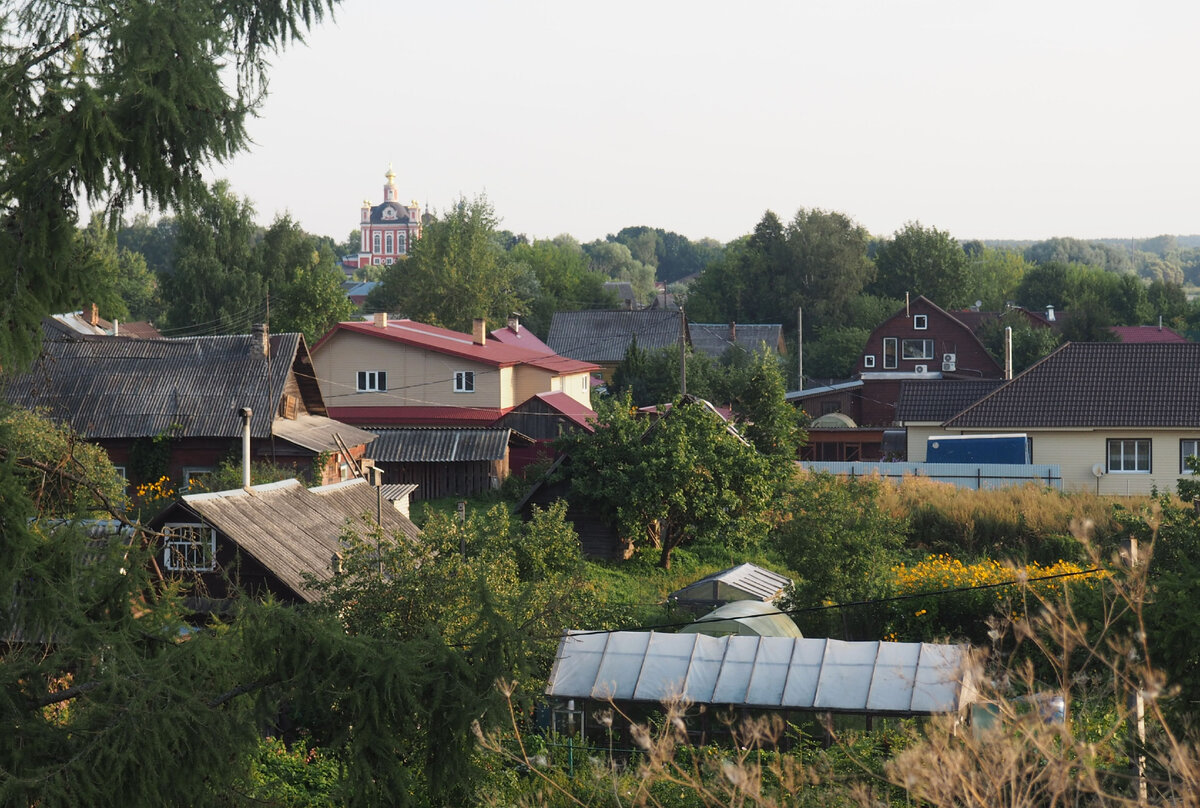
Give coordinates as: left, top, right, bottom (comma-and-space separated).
797, 307, 803, 389
679, 307, 687, 397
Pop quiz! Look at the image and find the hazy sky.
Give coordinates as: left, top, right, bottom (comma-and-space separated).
213, 0, 1200, 246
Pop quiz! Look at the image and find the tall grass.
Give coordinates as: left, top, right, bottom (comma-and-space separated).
875, 477, 1134, 562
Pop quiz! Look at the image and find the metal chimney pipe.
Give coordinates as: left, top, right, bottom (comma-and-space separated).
239, 407, 253, 488
1004, 326, 1013, 380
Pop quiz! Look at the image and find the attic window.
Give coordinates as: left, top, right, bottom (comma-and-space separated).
357, 371, 387, 392
913, 314, 928, 330
454, 370, 475, 393
863, 355, 876, 368
162, 523, 216, 572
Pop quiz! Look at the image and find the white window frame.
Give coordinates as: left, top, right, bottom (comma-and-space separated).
397, 233, 407, 254
902, 339, 935, 360
357, 370, 387, 392
384, 257, 394, 265
1181, 439, 1200, 474
372, 232, 381, 253
181, 466, 214, 492
454, 370, 476, 393
913, 314, 928, 330
162, 523, 216, 572
883, 338, 897, 370
1108, 438, 1151, 473
385, 232, 393, 253
863, 355, 876, 368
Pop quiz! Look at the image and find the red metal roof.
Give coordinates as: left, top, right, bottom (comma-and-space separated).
528, 392, 596, 430
327, 405, 509, 427
315, 318, 598, 375
1109, 326, 1189, 344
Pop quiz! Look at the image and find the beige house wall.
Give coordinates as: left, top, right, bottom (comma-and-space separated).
905, 424, 941, 461
512, 366, 554, 407
312, 331, 503, 410
943, 426, 1200, 495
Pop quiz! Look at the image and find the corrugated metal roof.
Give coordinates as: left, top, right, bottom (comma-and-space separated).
168, 478, 420, 602
688, 323, 783, 360
272, 414, 377, 453
367, 427, 511, 462
5, 332, 304, 440
546, 310, 684, 363
670, 562, 792, 604
546, 631, 974, 714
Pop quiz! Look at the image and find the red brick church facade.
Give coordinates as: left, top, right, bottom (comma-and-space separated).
345, 166, 421, 270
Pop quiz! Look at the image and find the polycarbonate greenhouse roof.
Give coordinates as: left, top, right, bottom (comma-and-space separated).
546, 631, 975, 714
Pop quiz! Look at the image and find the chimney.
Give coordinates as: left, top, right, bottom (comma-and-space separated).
728, 322, 737, 342
251, 323, 269, 356
507, 313, 520, 334
90, 303, 99, 327
112, 318, 119, 337
239, 407, 253, 488
473, 318, 487, 346
373, 311, 388, 328
1045, 304, 1055, 322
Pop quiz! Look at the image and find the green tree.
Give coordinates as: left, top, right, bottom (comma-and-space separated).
966, 246, 1031, 310
253, 214, 355, 343
161, 180, 263, 333
871, 221, 971, 308
776, 473, 906, 638
721, 348, 807, 460
117, 214, 178, 277
582, 239, 656, 302
508, 236, 615, 337
805, 325, 872, 379
0, 0, 333, 369
976, 316, 1062, 373
366, 194, 525, 331
557, 394, 775, 569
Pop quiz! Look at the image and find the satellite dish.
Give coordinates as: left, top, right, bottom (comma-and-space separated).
975, 300, 983, 309
1091, 462, 1107, 478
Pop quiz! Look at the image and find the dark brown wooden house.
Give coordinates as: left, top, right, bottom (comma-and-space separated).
366, 427, 524, 500
147, 478, 420, 608
4, 324, 376, 490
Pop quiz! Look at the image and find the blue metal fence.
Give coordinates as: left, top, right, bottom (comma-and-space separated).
799, 461, 1062, 490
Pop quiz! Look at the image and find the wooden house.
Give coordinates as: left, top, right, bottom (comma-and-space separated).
366, 427, 523, 500
4, 324, 375, 489
147, 478, 421, 609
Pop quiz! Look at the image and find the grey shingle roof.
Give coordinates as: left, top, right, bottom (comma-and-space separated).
546, 310, 684, 363
367, 427, 511, 462
943, 342, 1200, 429
171, 478, 420, 603
5, 332, 309, 440
895, 380, 1006, 423
688, 323, 782, 360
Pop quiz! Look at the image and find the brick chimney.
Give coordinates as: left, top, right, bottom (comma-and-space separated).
728, 321, 737, 341
373, 311, 389, 328
251, 323, 269, 356
506, 313, 520, 334
473, 318, 487, 346
89, 303, 99, 327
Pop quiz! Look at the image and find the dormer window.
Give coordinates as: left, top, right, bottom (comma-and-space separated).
914, 314, 928, 330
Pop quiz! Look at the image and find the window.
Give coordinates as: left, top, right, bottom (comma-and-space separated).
372, 232, 381, 253
397, 233, 407, 254
181, 466, 213, 491
1182, 439, 1200, 474
357, 370, 387, 392
162, 523, 216, 572
1108, 439, 1151, 473
385, 232, 393, 253
384, 257, 394, 265
883, 338, 897, 369
863, 355, 876, 368
454, 370, 475, 393
902, 339, 935, 360
913, 314, 928, 330
821, 401, 842, 415
372, 257, 381, 265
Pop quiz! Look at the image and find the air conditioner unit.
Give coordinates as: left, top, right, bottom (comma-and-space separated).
914, 364, 928, 375
942, 353, 957, 372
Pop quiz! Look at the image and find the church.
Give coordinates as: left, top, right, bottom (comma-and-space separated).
345, 166, 422, 270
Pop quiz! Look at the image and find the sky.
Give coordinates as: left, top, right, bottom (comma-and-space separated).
212, 0, 1200, 246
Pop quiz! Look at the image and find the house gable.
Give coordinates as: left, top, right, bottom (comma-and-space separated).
857, 297, 1002, 380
